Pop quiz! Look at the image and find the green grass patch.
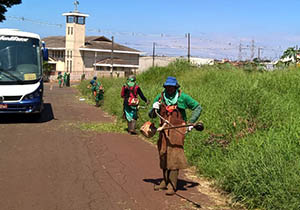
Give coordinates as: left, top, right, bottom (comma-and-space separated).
77, 60, 300, 210
78, 121, 128, 133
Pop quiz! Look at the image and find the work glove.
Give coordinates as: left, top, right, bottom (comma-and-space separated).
187, 125, 194, 132
152, 101, 160, 110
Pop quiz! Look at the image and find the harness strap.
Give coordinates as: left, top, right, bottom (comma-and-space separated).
159, 90, 181, 113
128, 85, 139, 97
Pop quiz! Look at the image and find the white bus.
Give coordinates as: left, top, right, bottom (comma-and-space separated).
0, 29, 48, 115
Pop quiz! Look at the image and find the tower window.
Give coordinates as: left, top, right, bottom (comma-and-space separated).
67, 16, 75, 23
76, 16, 85, 24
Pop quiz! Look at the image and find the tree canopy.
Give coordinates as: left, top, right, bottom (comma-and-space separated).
0, 0, 22, 22
281, 47, 299, 62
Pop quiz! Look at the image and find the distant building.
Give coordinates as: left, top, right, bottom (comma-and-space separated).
189, 57, 214, 66
43, 9, 141, 80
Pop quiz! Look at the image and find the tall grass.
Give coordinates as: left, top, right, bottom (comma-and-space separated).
77, 60, 300, 210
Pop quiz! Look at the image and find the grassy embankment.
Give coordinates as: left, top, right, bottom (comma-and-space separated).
77, 60, 300, 210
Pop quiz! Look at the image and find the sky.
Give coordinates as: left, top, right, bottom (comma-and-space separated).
1, 0, 300, 60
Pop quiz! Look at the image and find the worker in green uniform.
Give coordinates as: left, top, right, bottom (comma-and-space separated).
89, 76, 97, 96
63, 72, 67, 87
121, 75, 149, 134
66, 72, 71, 87
57, 72, 63, 88
149, 76, 202, 195
91, 79, 104, 107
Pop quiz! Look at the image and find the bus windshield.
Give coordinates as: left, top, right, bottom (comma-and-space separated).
0, 36, 42, 84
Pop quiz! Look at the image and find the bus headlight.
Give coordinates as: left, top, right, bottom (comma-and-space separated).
23, 88, 42, 100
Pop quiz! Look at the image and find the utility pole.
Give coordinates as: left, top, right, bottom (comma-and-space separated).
94, 51, 97, 71
251, 39, 255, 60
110, 36, 114, 77
152, 42, 156, 67
258, 47, 262, 61
187, 33, 190, 62
238, 43, 242, 61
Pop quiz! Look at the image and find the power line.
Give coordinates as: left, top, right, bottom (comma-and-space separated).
5, 15, 285, 60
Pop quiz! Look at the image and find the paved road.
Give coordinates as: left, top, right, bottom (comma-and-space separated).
0, 83, 235, 210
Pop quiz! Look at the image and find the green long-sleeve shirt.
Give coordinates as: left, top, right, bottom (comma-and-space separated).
149, 91, 202, 123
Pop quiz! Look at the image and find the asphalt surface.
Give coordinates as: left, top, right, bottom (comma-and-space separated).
0, 82, 237, 210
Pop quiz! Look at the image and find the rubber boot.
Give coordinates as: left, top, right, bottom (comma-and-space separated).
165, 170, 178, 196
129, 119, 137, 135
127, 120, 136, 134
154, 169, 168, 191
127, 121, 132, 133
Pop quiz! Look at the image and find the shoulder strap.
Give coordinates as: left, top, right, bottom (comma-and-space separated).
129, 85, 138, 97
134, 85, 139, 96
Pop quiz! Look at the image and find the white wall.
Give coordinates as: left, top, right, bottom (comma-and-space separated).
138, 56, 177, 72
138, 56, 214, 72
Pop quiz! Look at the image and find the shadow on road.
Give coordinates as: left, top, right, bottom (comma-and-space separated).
0, 103, 55, 124
143, 178, 201, 208
143, 177, 199, 191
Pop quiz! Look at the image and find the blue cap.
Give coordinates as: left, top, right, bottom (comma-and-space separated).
163, 76, 180, 87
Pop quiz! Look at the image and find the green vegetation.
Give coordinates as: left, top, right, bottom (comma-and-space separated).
77, 60, 300, 210
78, 122, 128, 133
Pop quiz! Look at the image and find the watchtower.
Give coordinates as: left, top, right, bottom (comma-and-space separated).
62, 0, 89, 75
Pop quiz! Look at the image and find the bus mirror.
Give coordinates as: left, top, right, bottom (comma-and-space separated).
42, 48, 48, 61
42, 41, 48, 61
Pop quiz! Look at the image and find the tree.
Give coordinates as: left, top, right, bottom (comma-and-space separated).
280, 47, 300, 65
42, 61, 52, 82
0, 0, 22, 22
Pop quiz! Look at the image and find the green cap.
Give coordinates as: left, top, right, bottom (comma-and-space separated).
127, 79, 135, 87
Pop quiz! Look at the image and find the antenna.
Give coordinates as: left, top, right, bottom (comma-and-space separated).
74, 0, 79, 12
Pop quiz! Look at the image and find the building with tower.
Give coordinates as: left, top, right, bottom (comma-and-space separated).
43, 2, 141, 80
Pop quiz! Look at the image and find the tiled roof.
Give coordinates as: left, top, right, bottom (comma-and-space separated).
96, 57, 131, 65
42, 36, 65, 48
42, 36, 140, 52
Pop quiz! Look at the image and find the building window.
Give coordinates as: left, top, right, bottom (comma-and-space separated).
96, 66, 112, 71
67, 60, 69, 72
67, 27, 70, 35
67, 16, 75, 23
70, 51, 72, 58
70, 60, 72, 73
76, 16, 85, 24
71, 27, 73, 35
96, 66, 105, 71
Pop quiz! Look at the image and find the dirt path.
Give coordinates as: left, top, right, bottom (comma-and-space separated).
0, 82, 241, 210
